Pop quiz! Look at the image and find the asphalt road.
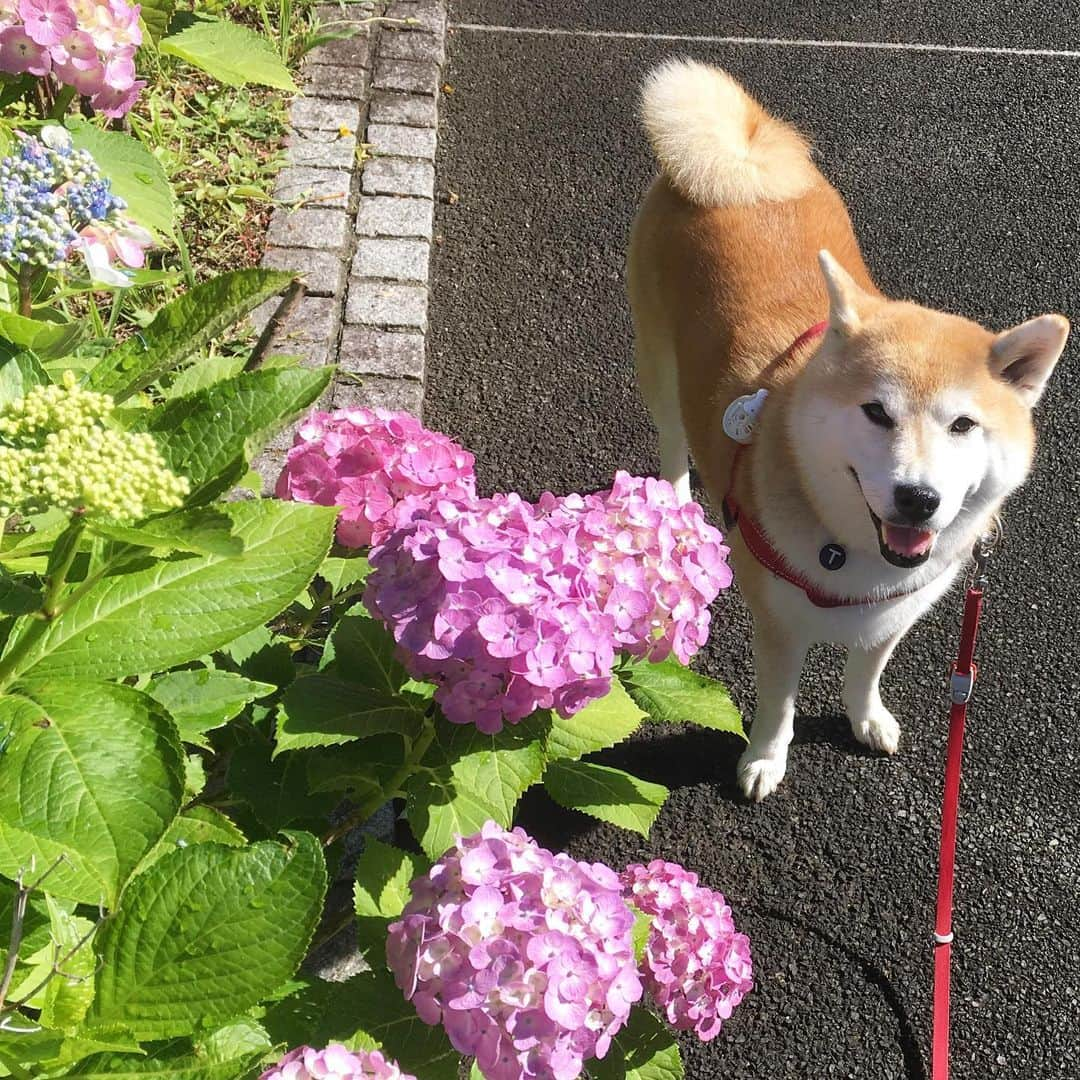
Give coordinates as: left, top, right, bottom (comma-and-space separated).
425, 5, 1080, 1077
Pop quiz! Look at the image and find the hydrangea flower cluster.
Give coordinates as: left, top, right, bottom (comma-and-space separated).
365, 491, 619, 732
0, 127, 153, 284
622, 860, 753, 1041
386, 822, 642, 1080
0, 0, 145, 118
275, 408, 476, 548
258, 1044, 416, 1080
0, 370, 189, 519
544, 472, 732, 664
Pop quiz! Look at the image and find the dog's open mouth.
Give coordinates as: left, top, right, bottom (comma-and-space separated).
866, 506, 935, 568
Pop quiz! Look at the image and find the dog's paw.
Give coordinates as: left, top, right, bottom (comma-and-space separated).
851, 707, 901, 755
737, 749, 787, 802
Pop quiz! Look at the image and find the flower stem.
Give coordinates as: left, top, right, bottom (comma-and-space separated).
49, 86, 77, 121
174, 228, 197, 289
16, 266, 33, 318
321, 719, 435, 847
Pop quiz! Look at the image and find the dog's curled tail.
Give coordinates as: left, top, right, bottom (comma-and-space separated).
640, 59, 816, 207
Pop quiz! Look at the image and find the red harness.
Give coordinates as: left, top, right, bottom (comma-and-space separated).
721, 321, 931, 609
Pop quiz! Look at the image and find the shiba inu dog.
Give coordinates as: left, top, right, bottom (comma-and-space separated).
627, 59, 1069, 801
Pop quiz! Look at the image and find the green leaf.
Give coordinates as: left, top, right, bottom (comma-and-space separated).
65, 119, 175, 239
404, 717, 549, 860
87, 508, 245, 557
140, 806, 246, 873
353, 839, 428, 958
160, 17, 297, 90
0, 571, 41, 615
163, 354, 245, 400
0, 313, 85, 359
196, 1016, 272, 1064
322, 609, 405, 689
542, 760, 668, 838
147, 669, 274, 747
40, 894, 97, 1031
0, 681, 184, 905
88, 831, 326, 1039
589, 1008, 684, 1079
545, 679, 647, 761
353, 839, 426, 920
66, 1048, 263, 1078
136, 366, 333, 497
87, 269, 295, 400
319, 552, 371, 594
228, 737, 337, 832
303, 732, 404, 797
619, 657, 745, 738
138, 0, 175, 41
0, 350, 47, 406
5, 500, 336, 683
276, 674, 424, 754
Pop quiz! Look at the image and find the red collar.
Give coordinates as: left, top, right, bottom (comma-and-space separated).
721, 321, 929, 609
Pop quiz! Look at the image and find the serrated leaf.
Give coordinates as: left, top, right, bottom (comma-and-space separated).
139, 806, 246, 873
0, 681, 184, 905
545, 679, 647, 761
262, 970, 458, 1080
40, 894, 96, 1030
0, 313, 85, 359
88, 832, 326, 1039
319, 553, 371, 594
303, 732, 405, 797
276, 674, 424, 754
87, 269, 294, 400
160, 18, 297, 90
136, 366, 332, 498
543, 761, 668, 838
353, 839, 428, 959
147, 669, 274, 747
87, 508, 245, 558
0, 350, 47, 406
66, 119, 175, 239
67, 1049, 262, 1078
323, 610, 406, 690
163, 354, 246, 400
589, 1008, 684, 1079
3, 500, 335, 683
228, 737, 337, 832
404, 716, 549, 860
619, 658, 745, 739
196, 1016, 272, 1064
138, 0, 175, 41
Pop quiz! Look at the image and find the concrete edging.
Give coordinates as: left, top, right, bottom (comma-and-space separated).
252, 0, 449, 490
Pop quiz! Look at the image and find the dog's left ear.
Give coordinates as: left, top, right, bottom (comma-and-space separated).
818, 249, 873, 334
990, 314, 1070, 406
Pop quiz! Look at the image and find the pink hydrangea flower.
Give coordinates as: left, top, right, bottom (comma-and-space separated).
387, 822, 642, 1080
18, 0, 75, 47
363, 470, 731, 732
88, 75, 143, 117
545, 473, 732, 664
622, 860, 753, 1041
276, 408, 477, 549
0, 24, 50, 73
259, 1044, 415, 1080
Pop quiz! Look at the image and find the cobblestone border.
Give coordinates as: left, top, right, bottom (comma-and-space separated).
251, 0, 448, 490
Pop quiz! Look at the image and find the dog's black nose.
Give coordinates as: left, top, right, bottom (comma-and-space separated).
893, 483, 940, 524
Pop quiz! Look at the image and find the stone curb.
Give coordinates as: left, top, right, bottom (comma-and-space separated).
252, 0, 449, 491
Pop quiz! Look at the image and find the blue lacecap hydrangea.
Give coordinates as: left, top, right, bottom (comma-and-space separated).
0, 135, 128, 269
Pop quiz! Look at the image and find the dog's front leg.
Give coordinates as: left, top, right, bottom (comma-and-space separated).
737, 625, 807, 801
843, 636, 902, 754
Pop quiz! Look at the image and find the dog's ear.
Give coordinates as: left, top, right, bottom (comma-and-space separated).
818, 249, 871, 333
990, 314, 1069, 406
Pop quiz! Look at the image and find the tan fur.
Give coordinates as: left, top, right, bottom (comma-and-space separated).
628, 61, 1069, 800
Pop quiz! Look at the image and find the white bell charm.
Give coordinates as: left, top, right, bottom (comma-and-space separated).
722, 388, 769, 444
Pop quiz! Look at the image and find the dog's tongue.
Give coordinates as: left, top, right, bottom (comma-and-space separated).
883, 523, 935, 557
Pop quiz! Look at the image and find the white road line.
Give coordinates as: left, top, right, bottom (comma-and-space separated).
450, 22, 1080, 60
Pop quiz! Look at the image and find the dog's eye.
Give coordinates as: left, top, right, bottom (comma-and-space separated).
860, 402, 894, 429
950, 416, 977, 435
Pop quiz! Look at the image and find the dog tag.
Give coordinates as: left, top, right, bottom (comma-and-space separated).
819, 543, 846, 571
722, 389, 769, 444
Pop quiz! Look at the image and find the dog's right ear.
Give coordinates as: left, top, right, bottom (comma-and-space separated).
818, 249, 871, 333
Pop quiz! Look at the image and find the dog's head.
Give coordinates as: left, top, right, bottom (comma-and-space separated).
788, 250, 1068, 569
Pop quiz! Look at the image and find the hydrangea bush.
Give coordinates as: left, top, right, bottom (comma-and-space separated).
0, 324, 749, 1080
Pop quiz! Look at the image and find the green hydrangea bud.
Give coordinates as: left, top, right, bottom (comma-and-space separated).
0, 371, 190, 521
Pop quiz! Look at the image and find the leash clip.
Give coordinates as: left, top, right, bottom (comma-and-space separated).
969, 516, 1002, 589
949, 662, 977, 705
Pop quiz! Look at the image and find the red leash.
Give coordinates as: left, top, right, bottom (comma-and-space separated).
932, 525, 1000, 1080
